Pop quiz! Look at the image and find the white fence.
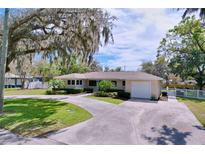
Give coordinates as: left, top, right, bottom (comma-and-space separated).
162, 88, 205, 99
25, 81, 48, 89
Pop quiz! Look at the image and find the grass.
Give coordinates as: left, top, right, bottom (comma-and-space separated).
4, 88, 47, 95
177, 97, 205, 127
0, 98, 92, 137
86, 95, 127, 105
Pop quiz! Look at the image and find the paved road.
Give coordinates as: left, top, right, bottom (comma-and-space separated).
1, 95, 205, 145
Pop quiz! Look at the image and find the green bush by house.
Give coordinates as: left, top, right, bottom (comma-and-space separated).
117, 91, 130, 99
98, 80, 114, 92
49, 79, 66, 89
48, 88, 93, 95
94, 91, 117, 97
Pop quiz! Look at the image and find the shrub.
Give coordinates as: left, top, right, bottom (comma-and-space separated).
94, 91, 109, 97
52, 88, 84, 94
65, 88, 83, 94
94, 91, 118, 97
49, 79, 65, 89
162, 84, 195, 89
108, 92, 118, 97
46, 89, 55, 95
83, 88, 93, 93
117, 91, 130, 99
106, 88, 124, 93
98, 80, 113, 92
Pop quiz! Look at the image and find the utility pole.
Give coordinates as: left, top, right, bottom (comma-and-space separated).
0, 8, 9, 114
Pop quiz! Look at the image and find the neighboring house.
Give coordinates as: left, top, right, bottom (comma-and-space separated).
4, 73, 43, 88
4, 73, 28, 88
55, 71, 163, 99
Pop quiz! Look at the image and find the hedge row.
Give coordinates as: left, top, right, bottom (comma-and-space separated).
49, 87, 131, 99
162, 84, 195, 89
94, 90, 130, 99
47, 88, 93, 95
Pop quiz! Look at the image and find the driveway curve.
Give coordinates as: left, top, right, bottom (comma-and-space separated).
2, 95, 205, 145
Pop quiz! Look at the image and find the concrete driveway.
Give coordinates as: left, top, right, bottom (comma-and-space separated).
44, 97, 205, 145
2, 95, 205, 145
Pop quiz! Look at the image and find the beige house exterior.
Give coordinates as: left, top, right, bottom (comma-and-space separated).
55, 71, 163, 99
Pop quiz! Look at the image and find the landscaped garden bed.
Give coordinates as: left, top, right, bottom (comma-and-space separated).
0, 98, 92, 137
86, 80, 130, 105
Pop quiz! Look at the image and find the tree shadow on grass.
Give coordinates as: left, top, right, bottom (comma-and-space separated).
0, 98, 68, 137
142, 125, 191, 145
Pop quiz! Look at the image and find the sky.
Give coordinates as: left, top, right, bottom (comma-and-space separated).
95, 8, 183, 71
0, 8, 184, 70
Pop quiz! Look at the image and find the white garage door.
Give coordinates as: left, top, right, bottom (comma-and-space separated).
131, 81, 151, 99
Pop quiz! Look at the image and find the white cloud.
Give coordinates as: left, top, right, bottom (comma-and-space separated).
96, 8, 182, 70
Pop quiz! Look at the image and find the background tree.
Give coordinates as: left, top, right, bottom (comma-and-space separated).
158, 16, 205, 89
141, 61, 154, 74
104, 66, 110, 72
66, 55, 91, 74
141, 56, 170, 84
110, 66, 122, 72
89, 60, 103, 72
31, 56, 103, 80
180, 8, 205, 19
0, 8, 115, 72
103, 66, 122, 72
153, 56, 170, 84
31, 60, 62, 82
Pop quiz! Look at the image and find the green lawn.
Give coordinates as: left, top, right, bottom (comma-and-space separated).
86, 95, 127, 105
4, 88, 47, 95
177, 97, 205, 127
0, 98, 92, 137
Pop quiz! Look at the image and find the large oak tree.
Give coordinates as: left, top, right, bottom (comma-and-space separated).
0, 8, 115, 72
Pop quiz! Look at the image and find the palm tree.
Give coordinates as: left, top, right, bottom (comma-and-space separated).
181, 8, 205, 19
0, 8, 9, 114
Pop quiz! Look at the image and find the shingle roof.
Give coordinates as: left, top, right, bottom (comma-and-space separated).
55, 71, 163, 80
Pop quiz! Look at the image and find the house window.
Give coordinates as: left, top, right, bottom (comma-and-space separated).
112, 81, 117, 87
71, 80, 75, 85
122, 81, 125, 86
67, 80, 71, 85
89, 80, 97, 86
80, 80, 82, 85
76, 80, 79, 85
76, 80, 83, 85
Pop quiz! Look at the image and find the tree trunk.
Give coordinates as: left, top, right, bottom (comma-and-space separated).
199, 83, 204, 90
0, 8, 9, 114
196, 79, 204, 90
20, 75, 26, 89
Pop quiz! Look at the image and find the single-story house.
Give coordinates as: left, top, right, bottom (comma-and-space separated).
55, 71, 163, 99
